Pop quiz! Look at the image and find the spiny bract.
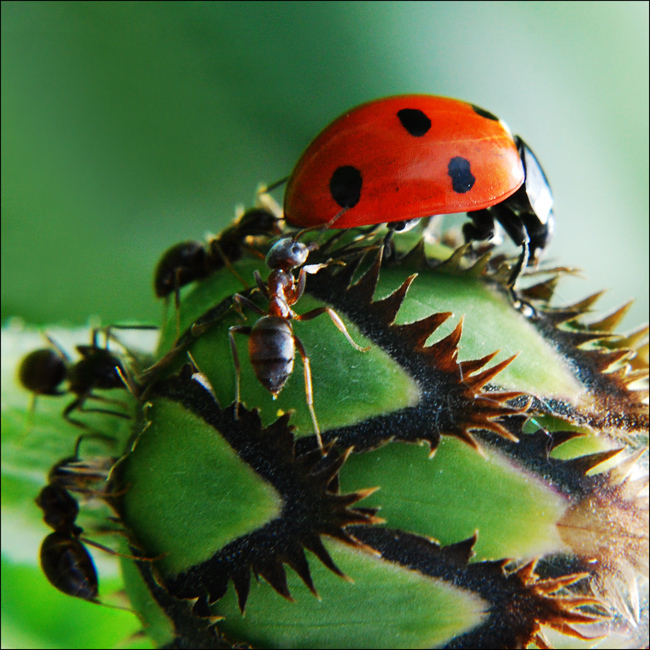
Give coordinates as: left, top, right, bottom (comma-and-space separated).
11, 216, 648, 649
114, 224, 648, 649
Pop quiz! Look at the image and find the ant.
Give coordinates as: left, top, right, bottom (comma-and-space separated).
229, 236, 370, 453
18, 327, 140, 430
36, 434, 158, 604
154, 206, 282, 331
36, 435, 121, 603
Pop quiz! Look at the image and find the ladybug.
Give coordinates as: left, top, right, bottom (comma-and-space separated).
284, 95, 554, 288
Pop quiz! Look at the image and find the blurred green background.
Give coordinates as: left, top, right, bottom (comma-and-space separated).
2, 1, 648, 329
1, 3, 648, 649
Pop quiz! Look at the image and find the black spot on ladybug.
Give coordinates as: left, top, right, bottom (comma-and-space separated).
330, 166, 363, 209
397, 108, 432, 137
448, 157, 475, 194
471, 104, 499, 121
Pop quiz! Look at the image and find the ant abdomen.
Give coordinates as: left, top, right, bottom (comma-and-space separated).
249, 317, 295, 396
39, 532, 99, 601
18, 348, 67, 396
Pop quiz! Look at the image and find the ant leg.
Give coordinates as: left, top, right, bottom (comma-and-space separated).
72, 432, 115, 458
64, 394, 130, 429
240, 242, 267, 261
174, 267, 183, 339
63, 396, 93, 430
296, 307, 370, 352
256, 180, 287, 218
115, 364, 142, 401
140, 299, 236, 385
44, 333, 73, 363
210, 241, 250, 289
229, 326, 252, 418
232, 293, 266, 317
253, 271, 270, 299
80, 537, 165, 563
292, 334, 324, 454
84, 392, 130, 411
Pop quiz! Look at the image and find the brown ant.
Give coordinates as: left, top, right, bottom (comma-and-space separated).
36, 434, 157, 605
18, 327, 144, 430
154, 207, 282, 331
229, 236, 370, 452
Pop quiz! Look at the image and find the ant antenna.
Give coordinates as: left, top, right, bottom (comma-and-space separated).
261, 177, 289, 194
292, 207, 350, 243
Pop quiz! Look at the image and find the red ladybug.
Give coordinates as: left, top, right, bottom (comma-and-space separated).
284, 95, 553, 287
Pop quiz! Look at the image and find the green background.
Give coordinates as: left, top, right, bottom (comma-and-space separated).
2, 2, 648, 649
2, 1, 648, 328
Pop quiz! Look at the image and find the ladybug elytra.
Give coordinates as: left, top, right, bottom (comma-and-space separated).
284, 95, 554, 287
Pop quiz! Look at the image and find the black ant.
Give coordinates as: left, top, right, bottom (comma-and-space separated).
18, 328, 143, 430
154, 207, 282, 325
36, 435, 157, 604
229, 236, 370, 453
36, 435, 121, 603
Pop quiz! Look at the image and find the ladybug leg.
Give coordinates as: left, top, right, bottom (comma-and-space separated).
463, 209, 497, 244
228, 325, 252, 419
292, 333, 324, 454
491, 208, 530, 288
382, 229, 397, 261
383, 218, 421, 261
520, 210, 554, 263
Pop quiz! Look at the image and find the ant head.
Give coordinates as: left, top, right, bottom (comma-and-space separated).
18, 348, 67, 396
265, 237, 310, 271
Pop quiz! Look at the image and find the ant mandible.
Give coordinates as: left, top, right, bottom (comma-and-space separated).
18, 328, 137, 430
229, 236, 370, 453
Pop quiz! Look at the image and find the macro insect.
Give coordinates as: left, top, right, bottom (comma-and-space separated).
229, 236, 369, 451
283, 94, 554, 290
18, 330, 129, 429
35, 434, 160, 605
35, 435, 117, 602
17, 327, 148, 429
